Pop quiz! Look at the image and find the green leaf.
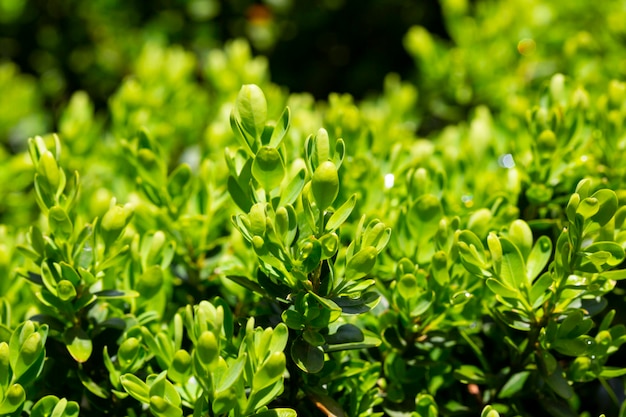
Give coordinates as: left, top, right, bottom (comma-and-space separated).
486, 278, 519, 299
589, 189, 618, 226
64, 327, 92, 363
576, 196, 600, 220
345, 246, 378, 280
120, 374, 151, 404
216, 354, 246, 393
324, 333, 381, 353
457, 230, 489, 276
235, 84, 267, 144
508, 219, 533, 259
324, 324, 363, 345
557, 310, 593, 339
78, 368, 109, 399
552, 337, 592, 356
167, 163, 192, 200
195, 331, 219, 366
291, 337, 324, 373
454, 364, 485, 384
212, 389, 237, 416
278, 168, 305, 208
407, 194, 442, 241
269, 107, 290, 148
397, 274, 418, 300
526, 236, 552, 282
311, 161, 339, 211
332, 292, 379, 314
168, 350, 192, 385
228, 175, 253, 212
325, 194, 357, 231
319, 233, 339, 259
250, 409, 297, 417
269, 323, 289, 353
499, 237, 527, 291
431, 250, 449, 286
149, 372, 182, 410
253, 352, 286, 390
150, 396, 183, 417
530, 272, 553, 308
11, 322, 47, 385
93, 289, 139, 299
49, 206, 73, 240
0, 384, 25, 415
583, 242, 625, 268
599, 366, 626, 378
498, 371, 530, 398
543, 363, 574, 399
136, 265, 164, 300
303, 328, 325, 347
252, 147, 285, 191
30, 396, 79, 417
481, 405, 500, 417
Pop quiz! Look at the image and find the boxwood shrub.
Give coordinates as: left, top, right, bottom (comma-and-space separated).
1, 1, 626, 417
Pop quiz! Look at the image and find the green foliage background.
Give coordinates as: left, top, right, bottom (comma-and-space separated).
2, 1, 626, 416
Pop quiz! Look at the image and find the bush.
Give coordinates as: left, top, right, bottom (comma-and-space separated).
1, 1, 626, 416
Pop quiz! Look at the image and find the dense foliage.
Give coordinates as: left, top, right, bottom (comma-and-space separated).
2, 1, 626, 416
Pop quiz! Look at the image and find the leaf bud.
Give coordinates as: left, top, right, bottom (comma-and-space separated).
195, 331, 219, 367
311, 161, 339, 211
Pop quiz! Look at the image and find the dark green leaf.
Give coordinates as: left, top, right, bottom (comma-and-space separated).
291, 337, 324, 373
325, 324, 363, 345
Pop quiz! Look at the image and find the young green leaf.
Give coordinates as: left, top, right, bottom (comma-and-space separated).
325, 194, 357, 231
252, 147, 285, 191
234, 84, 267, 145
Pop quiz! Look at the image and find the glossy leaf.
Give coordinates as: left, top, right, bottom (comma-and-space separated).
64, 327, 92, 363
325, 194, 357, 231
291, 337, 324, 373
252, 147, 285, 191
234, 84, 267, 145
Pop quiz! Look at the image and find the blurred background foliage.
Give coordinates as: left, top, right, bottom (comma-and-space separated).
0, 0, 445, 116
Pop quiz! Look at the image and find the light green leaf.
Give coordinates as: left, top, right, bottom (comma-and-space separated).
250, 409, 297, 417
453, 364, 485, 384
0, 384, 25, 414
526, 236, 552, 282
590, 189, 618, 226
486, 278, 519, 299
235, 84, 267, 144
252, 147, 285, 191
64, 327, 92, 363
499, 237, 527, 291
269, 107, 290, 148
150, 396, 183, 417
216, 354, 246, 393
325, 194, 356, 231
278, 168, 305, 207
